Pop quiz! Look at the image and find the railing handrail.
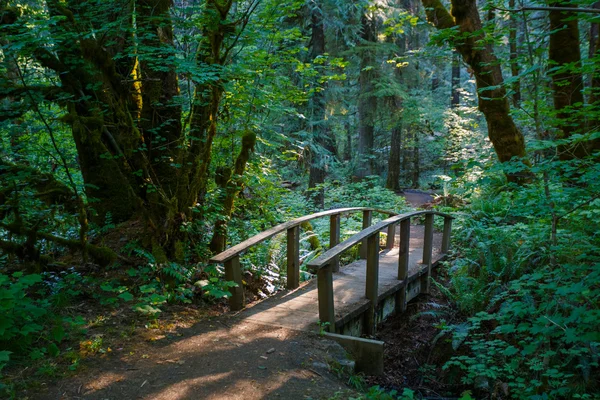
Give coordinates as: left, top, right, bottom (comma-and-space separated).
307, 210, 453, 271
209, 207, 397, 263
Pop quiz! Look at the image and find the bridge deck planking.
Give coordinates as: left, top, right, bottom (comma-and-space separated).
238, 225, 443, 332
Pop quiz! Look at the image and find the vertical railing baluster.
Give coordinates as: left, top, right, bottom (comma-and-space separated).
422, 213, 434, 265
287, 226, 300, 289
422, 213, 434, 294
397, 218, 411, 313
365, 233, 380, 335
360, 209, 372, 259
386, 223, 396, 250
330, 214, 341, 272
442, 216, 452, 254
225, 255, 245, 311
317, 263, 335, 332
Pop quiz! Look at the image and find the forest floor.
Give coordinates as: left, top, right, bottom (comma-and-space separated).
26, 313, 359, 400
366, 272, 464, 398
11, 190, 449, 400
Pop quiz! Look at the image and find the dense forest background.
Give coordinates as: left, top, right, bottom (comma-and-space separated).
1, 0, 599, 398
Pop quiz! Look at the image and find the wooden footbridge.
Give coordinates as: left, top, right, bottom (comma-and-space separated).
209, 208, 453, 339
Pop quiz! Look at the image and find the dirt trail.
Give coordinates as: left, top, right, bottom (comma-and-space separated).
30, 318, 356, 400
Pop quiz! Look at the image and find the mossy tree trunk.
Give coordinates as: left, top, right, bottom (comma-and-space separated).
421, 0, 529, 180
1, 0, 241, 261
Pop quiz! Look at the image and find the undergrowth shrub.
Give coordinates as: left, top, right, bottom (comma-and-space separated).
445, 264, 600, 399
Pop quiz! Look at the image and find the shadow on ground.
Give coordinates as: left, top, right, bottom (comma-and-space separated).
29, 319, 356, 400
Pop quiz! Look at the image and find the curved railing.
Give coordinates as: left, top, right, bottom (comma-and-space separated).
306, 210, 453, 333
209, 207, 398, 310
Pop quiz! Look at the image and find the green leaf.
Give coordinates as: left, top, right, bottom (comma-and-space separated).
118, 292, 134, 302
51, 325, 65, 343
48, 342, 60, 357
0, 351, 11, 363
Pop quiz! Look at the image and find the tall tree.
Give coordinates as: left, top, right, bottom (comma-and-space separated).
548, 3, 587, 159
0, 0, 243, 259
307, 0, 329, 208
356, 9, 378, 179
420, 0, 529, 179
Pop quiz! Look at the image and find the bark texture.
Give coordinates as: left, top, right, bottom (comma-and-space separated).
421, 0, 528, 177
307, 0, 329, 208
356, 12, 378, 179
1, 0, 239, 259
548, 2, 587, 159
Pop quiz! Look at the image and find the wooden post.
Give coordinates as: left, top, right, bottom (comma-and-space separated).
317, 263, 335, 332
287, 226, 300, 289
360, 210, 372, 259
397, 218, 411, 313
442, 216, 452, 254
386, 223, 396, 250
365, 233, 379, 335
422, 214, 434, 294
330, 214, 341, 272
422, 214, 434, 265
224, 255, 245, 311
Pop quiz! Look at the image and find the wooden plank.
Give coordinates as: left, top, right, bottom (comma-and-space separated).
397, 219, 411, 313
422, 214, 434, 265
386, 223, 395, 250
442, 216, 452, 253
330, 214, 341, 272
317, 264, 335, 332
360, 210, 372, 259
398, 219, 411, 280
224, 256, 244, 311
287, 226, 300, 289
364, 234, 379, 335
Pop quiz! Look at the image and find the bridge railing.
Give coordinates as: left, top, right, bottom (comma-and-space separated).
306, 210, 453, 334
209, 207, 398, 310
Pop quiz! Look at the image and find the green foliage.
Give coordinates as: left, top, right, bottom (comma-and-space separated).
0, 271, 84, 375
441, 155, 600, 398
445, 265, 600, 398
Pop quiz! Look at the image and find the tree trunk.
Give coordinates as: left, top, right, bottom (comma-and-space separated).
509, 0, 520, 106
209, 132, 256, 254
386, 124, 402, 191
549, 3, 587, 159
5, 0, 239, 260
356, 12, 378, 179
421, 0, 529, 180
307, 0, 328, 208
344, 121, 352, 161
412, 133, 420, 188
451, 51, 460, 107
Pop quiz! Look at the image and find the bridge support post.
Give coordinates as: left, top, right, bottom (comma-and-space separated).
396, 219, 411, 313
442, 216, 452, 254
360, 210, 372, 259
317, 263, 336, 332
365, 233, 379, 335
422, 214, 434, 294
386, 223, 396, 250
330, 214, 341, 272
287, 226, 300, 289
225, 255, 245, 311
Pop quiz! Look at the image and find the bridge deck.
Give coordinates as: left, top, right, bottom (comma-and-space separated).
238, 225, 443, 332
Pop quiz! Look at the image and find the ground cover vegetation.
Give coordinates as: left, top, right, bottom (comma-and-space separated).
0, 0, 599, 398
